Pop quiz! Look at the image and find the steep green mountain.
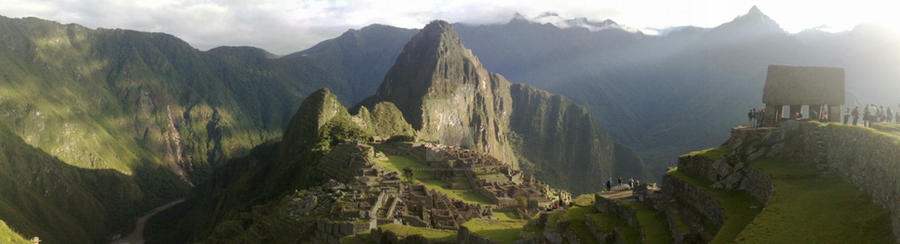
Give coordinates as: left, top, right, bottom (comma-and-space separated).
286, 24, 418, 101
0, 15, 415, 184
0, 15, 416, 243
147, 21, 644, 241
508, 84, 644, 191
0, 125, 187, 243
146, 88, 407, 243
359, 20, 646, 193
357, 20, 519, 165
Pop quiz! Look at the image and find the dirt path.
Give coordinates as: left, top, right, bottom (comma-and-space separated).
111, 198, 185, 244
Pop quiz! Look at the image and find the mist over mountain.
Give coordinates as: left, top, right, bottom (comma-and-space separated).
0, 4, 899, 243
452, 6, 900, 173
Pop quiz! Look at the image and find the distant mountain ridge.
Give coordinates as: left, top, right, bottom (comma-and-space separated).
451, 6, 900, 175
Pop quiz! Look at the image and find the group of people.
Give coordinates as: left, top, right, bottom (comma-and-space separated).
844, 104, 899, 127
604, 176, 640, 192
747, 108, 766, 128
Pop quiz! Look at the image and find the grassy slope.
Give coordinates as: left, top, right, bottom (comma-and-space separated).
0, 220, 29, 244
681, 146, 729, 160
0, 16, 398, 243
0, 126, 187, 243
667, 169, 762, 244
462, 218, 529, 244
617, 201, 672, 244
376, 155, 494, 205
734, 158, 894, 243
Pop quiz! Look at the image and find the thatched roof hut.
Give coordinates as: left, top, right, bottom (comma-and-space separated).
762, 65, 845, 105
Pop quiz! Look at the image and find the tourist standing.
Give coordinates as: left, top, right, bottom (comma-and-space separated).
758, 109, 765, 127
864, 106, 872, 127
887, 108, 894, 123
748, 108, 755, 128
843, 108, 850, 124
606, 177, 612, 191
852, 106, 860, 125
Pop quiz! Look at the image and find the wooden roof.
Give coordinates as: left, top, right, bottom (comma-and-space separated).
762, 65, 845, 105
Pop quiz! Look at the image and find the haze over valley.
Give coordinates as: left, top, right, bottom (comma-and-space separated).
0, 2, 898, 243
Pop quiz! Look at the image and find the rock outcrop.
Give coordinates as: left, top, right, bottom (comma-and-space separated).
358, 20, 646, 193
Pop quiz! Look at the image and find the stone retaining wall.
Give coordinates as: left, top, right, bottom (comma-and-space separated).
736, 166, 773, 204
316, 219, 376, 237
662, 175, 725, 229
594, 195, 639, 228
774, 121, 900, 242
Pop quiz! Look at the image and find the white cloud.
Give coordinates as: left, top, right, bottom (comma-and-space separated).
0, 0, 897, 54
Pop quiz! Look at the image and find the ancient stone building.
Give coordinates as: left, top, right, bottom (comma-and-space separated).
762, 65, 845, 126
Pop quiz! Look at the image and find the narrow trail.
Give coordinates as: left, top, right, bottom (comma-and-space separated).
111, 198, 185, 244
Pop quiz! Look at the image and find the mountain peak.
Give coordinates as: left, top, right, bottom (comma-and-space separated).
420, 20, 456, 40
747, 5, 763, 16
366, 19, 486, 130
712, 5, 783, 34
734, 5, 774, 25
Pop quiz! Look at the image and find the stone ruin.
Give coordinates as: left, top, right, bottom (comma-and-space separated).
396, 184, 491, 230
762, 64, 845, 126
421, 143, 555, 210
291, 140, 561, 239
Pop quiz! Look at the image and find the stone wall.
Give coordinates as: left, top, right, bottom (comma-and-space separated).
662, 176, 725, 229
594, 195, 640, 228
772, 121, 900, 242
316, 219, 376, 237
736, 166, 773, 204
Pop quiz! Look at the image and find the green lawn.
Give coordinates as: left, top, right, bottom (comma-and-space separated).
340, 224, 456, 243
667, 170, 762, 244
733, 158, 894, 243
618, 201, 672, 244
573, 193, 596, 206
377, 155, 494, 205
462, 218, 529, 244
492, 211, 519, 220
681, 147, 730, 161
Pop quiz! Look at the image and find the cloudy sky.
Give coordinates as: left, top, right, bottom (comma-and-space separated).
0, 0, 897, 55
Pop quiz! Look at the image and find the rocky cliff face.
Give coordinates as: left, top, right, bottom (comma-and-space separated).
509, 84, 645, 192
361, 20, 517, 166
358, 20, 645, 193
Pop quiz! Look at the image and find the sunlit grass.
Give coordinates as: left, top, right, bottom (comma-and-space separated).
734, 158, 894, 243
376, 155, 494, 205
462, 218, 529, 244
492, 211, 519, 220
0, 220, 30, 244
681, 147, 729, 161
